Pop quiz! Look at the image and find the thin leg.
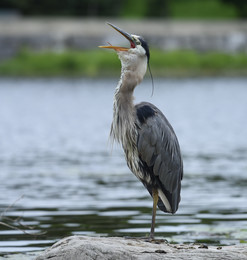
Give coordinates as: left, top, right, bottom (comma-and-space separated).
150, 188, 159, 239
125, 189, 166, 243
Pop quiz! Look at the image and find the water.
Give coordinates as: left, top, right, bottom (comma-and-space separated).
0, 77, 247, 257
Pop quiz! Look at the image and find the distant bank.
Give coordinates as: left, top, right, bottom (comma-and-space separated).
0, 49, 247, 77
0, 18, 247, 77
0, 18, 247, 60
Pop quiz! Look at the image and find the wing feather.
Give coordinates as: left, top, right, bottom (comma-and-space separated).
135, 102, 183, 213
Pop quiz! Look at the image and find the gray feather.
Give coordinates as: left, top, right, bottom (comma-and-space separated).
135, 102, 183, 213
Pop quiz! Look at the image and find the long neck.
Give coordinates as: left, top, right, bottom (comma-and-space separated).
110, 70, 137, 149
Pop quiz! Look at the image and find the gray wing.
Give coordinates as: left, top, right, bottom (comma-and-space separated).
135, 102, 183, 213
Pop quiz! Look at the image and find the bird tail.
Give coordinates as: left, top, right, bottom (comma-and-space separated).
144, 182, 180, 214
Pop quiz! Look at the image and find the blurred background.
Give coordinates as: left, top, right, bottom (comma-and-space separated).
0, 0, 247, 259
0, 0, 247, 75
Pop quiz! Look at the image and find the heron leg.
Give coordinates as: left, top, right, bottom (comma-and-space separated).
150, 188, 159, 239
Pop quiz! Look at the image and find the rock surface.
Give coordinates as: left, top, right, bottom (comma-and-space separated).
36, 235, 247, 260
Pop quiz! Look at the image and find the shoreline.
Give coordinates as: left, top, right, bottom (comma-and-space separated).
0, 18, 247, 60
0, 49, 247, 77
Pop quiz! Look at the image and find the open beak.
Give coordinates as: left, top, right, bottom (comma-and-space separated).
99, 22, 136, 51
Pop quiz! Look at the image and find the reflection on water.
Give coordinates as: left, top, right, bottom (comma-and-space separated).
0, 77, 247, 255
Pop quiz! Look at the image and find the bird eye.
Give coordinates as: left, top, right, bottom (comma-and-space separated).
135, 39, 141, 45
132, 36, 140, 45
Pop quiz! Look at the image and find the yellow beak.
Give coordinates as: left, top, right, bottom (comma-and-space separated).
99, 22, 135, 51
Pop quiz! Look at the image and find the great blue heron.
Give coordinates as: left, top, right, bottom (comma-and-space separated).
99, 23, 183, 239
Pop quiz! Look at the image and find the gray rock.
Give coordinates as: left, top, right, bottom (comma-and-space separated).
36, 235, 247, 260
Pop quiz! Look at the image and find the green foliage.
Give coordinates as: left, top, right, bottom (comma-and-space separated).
150, 49, 247, 76
170, 0, 237, 19
220, 0, 247, 18
0, 0, 245, 18
0, 0, 121, 16
0, 49, 247, 77
121, 0, 169, 18
121, 0, 148, 18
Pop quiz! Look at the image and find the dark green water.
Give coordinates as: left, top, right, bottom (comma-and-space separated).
0, 78, 247, 257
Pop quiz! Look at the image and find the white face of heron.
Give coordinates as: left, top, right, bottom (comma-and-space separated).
117, 38, 148, 85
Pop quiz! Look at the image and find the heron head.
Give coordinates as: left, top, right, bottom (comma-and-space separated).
99, 22, 149, 61
99, 23, 150, 83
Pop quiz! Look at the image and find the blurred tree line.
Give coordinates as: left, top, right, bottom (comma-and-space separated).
0, 0, 246, 18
